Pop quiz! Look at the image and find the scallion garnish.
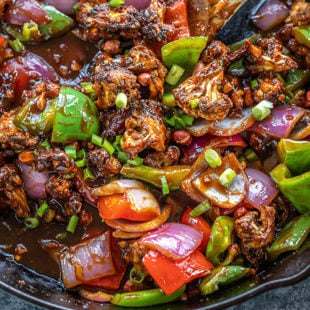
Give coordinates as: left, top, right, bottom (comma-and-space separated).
66, 215, 79, 234
160, 176, 170, 195
219, 168, 237, 187
9, 39, 25, 53
65, 145, 77, 159
22, 22, 39, 40
109, 0, 125, 8
204, 149, 222, 168
163, 93, 176, 107
165, 64, 185, 86
37, 201, 49, 218
129, 267, 145, 284
190, 200, 212, 217
24, 218, 39, 230
252, 100, 273, 121
75, 149, 87, 168
115, 92, 128, 109
83, 168, 96, 181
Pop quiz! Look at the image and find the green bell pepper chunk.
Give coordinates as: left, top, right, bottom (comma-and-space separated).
51, 87, 100, 143
268, 216, 310, 261
161, 37, 208, 71
293, 26, 310, 48
14, 98, 56, 135
199, 266, 253, 296
285, 69, 310, 92
206, 216, 235, 266
4, 5, 72, 42
270, 163, 310, 215
111, 286, 185, 307
278, 139, 310, 176
120, 164, 191, 190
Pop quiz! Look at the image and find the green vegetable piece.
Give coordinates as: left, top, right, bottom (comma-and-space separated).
9, 39, 25, 53
244, 148, 259, 163
252, 100, 273, 121
75, 149, 87, 168
14, 98, 56, 136
22, 22, 38, 40
293, 26, 310, 48
204, 149, 222, 168
66, 215, 79, 234
24, 218, 39, 230
165, 64, 185, 86
268, 216, 310, 261
111, 286, 185, 307
52, 87, 100, 143
37, 201, 49, 218
278, 139, 310, 176
199, 266, 253, 296
121, 164, 191, 190
190, 200, 211, 217
83, 168, 96, 181
270, 163, 310, 215
229, 34, 261, 52
160, 175, 170, 195
39, 5, 73, 40
219, 168, 237, 187
206, 216, 235, 266
129, 267, 145, 285
162, 92, 176, 107
285, 69, 310, 92
65, 145, 77, 159
227, 59, 247, 77
161, 37, 208, 71
109, 0, 125, 8
115, 92, 128, 109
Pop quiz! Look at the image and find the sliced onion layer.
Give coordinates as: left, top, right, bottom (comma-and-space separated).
139, 223, 203, 260
245, 168, 279, 207
125, 0, 151, 10
59, 231, 115, 288
250, 105, 306, 139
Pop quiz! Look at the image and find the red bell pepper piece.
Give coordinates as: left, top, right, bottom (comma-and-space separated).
143, 250, 213, 296
181, 208, 211, 252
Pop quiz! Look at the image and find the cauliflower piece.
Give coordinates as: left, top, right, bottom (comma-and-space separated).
245, 38, 298, 74
173, 61, 233, 121
286, 0, 310, 27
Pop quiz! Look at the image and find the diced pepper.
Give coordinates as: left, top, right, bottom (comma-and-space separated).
285, 69, 310, 92
270, 163, 310, 215
267, 216, 310, 261
293, 26, 310, 48
14, 98, 56, 135
278, 139, 310, 175
206, 216, 235, 266
143, 250, 213, 296
111, 286, 185, 307
161, 37, 208, 71
52, 87, 100, 143
120, 164, 191, 190
199, 266, 254, 295
181, 208, 211, 252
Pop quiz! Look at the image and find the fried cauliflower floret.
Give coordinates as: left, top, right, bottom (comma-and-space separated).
121, 100, 166, 158
286, 0, 310, 27
245, 38, 298, 74
0, 110, 40, 150
235, 205, 275, 267
173, 61, 233, 121
0, 164, 30, 218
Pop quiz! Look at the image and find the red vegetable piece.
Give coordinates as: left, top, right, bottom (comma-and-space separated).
143, 250, 213, 296
180, 208, 211, 252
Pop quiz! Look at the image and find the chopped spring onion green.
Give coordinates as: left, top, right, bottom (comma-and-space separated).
244, 148, 259, 162
115, 92, 128, 109
66, 215, 79, 234
73, 4, 79, 12
190, 200, 212, 217
160, 176, 170, 195
219, 168, 237, 187
182, 114, 195, 126
75, 149, 87, 167
37, 201, 49, 218
56, 232, 67, 241
40, 140, 51, 149
163, 93, 176, 107
91, 134, 103, 147
250, 79, 258, 90
252, 100, 273, 121
80, 82, 95, 94
91, 134, 115, 155
165, 110, 194, 130
127, 156, 143, 166
83, 168, 96, 181
24, 218, 39, 230
204, 149, 222, 168
118, 151, 129, 163
165, 64, 185, 86
9, 39, 25, 53
129, 267, 145, 285
22, 22, 39, 40
109, 0, 125, 8
65, 145, 77, 159
189, 98, 199, 109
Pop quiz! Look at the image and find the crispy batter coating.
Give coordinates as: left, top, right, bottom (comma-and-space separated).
173, 61, 233, 121
0, 164, 30, 218
0, 110, 40, 150
144, 145, 180, 168
286, 0, 310, 26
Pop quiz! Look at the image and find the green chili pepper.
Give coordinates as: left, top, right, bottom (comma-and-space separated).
120, 164, 191, 190
51, 87, 100, 143
161, 37, 207, 71
293, 26, 310, 48
5, 5, 72, 42
206, 216, 235, 266
270, 163, 310, 215
14, 98, 56, 135
285, 69, 310, 92
111, 286, 185, 307
278, 139, 310, 176
268, 216, 310, 261
199, 266, 253, 296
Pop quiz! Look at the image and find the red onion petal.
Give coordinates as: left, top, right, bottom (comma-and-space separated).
139, 223, 203, 260
19, 163, 48, 200
187, 118, 214, 137
41, 0, 77, 14
252, 0, 289, 31
245, 168, 279, 207
59, 231, 115, 288
4, 0, 51, 26
208, 108, 256, 136
125, 0, 151, 10
250, 105, 306, 139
